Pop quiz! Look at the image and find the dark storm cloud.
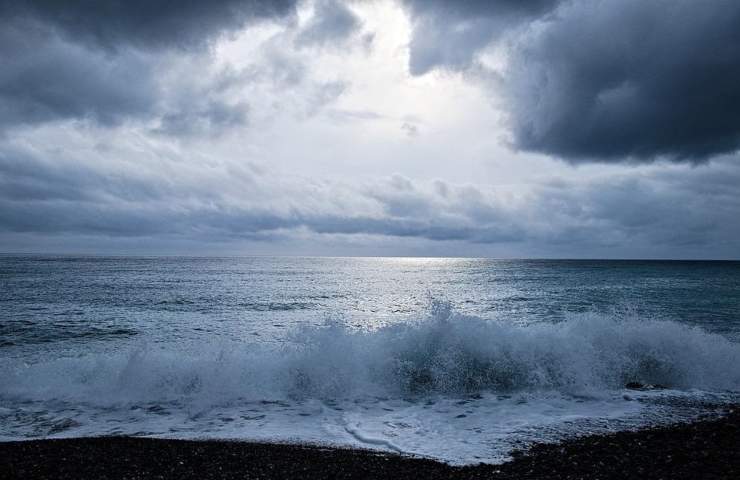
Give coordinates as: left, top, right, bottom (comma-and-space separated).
0, 23, 251, 133
0, 0, 300, 132
406, 0, 740, 163
0, 20, 158, 128
505, 0, 740, 162
0, 0, 297, 51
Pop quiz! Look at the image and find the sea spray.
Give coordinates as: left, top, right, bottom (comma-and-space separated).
2, 303, 740, 463
3, 304, 740, 406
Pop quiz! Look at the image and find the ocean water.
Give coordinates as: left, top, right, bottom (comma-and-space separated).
1, 256, 740, 464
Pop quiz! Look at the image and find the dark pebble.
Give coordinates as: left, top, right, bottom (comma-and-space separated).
2, 406, 740, 479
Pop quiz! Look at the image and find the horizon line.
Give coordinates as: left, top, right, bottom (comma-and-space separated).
1, 252, 738, 262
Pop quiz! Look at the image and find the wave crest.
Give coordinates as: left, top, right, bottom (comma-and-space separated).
3, 303, 740, 405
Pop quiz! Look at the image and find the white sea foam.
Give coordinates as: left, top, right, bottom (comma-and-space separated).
2, 303, 739, 463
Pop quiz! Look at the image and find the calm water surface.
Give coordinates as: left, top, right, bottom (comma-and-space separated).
2, 256, 739, 352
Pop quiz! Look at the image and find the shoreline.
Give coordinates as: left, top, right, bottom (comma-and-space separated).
2, 407, 739, 479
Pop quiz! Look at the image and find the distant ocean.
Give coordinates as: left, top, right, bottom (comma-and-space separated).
2, 256, 740, 464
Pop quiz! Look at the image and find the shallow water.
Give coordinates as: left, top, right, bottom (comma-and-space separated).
1, 256, 739, 463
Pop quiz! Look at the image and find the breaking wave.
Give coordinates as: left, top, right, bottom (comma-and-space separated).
3, 302, 740, 407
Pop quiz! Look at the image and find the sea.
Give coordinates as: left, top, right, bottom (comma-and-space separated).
2, 256, 740, 464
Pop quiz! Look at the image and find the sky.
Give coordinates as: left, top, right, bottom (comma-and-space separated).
1, 0, 739, 259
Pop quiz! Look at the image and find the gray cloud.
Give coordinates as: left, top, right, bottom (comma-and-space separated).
2, 141, 739, 258
295, 0, 361, 47
0, 0, 300, 133
504, 0, 740, 162
0, 0, 297, 51
156, 101, 250, 137
405, 0, 740, 163
152, 65, 253, 137
0, 23, 250, 134
402, 0, 559, 75
0, 19, 159, 128
1, 0, 738, 259
401, 122, 419, 137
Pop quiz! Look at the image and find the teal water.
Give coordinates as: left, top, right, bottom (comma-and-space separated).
2, 257, 739, 351
1, 256, 739, 463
